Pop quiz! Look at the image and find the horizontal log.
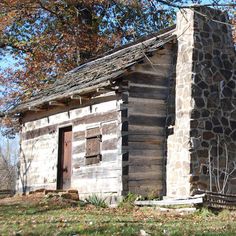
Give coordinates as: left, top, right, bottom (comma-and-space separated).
129, 179, 163, 187
86, 127, 100, 138
129, 86, 167, 100
135, 64, 170, 77
129, 157, 163, 166
129, 115, 166, 127
129, 171, 163, 181
102, 122, 118, 135
73, 169, 120, 179
72, 158, 85, 168
22, 95, 120, 123
129, 142, 164, 150
128, 72, 168, 86
73, 110, 118, 126
102, 138, 118, 151
73, 143, 86, 154
129, 149, 164, 157
129, 164, 163, 173
128, 106, 166, 117
73, 131, 85, 141
85, 155, 100, 165
73, 177, 120, 193
101, 152, 118, 162
77, 157, 124, 169
22, 110, 119, 141
129, 134, 165, 143
22, 125, 57, 140
128, 97, 166, 105
129, 186, 163, 196
128, 125, 165, 135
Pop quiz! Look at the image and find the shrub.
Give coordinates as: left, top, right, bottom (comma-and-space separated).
194, 207, 215, 217
85, 194, 108, 208
118, 192, 138, 209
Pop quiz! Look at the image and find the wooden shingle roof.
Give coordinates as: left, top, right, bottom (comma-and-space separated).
9, 26, 176, 114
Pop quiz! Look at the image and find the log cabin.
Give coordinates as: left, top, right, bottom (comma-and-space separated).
6, 7, 236, 201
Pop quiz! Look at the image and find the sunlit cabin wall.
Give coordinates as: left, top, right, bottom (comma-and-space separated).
19, 94, 124, 201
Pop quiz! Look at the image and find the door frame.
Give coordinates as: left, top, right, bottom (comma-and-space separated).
57, 125, 73, 190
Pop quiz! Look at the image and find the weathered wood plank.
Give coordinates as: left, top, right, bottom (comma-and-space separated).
120, 103, 166, 113
135, 197, 204, 206
73, 131, 85, 141
128, 103, 166, 116
86, 127, 100, 138
129, 186, 163, 196
72, 158, 85, 168
73, 168, 120, 179
73, 143, 86, 154
129, 86, 167, 100
73, 151, 118, 167
85, 155, 100, 165
129, 157, 163, 166
22, 110, 119, 141
128, 125, 165, 135
129, 134, 165, 143
102, 122, 117, 135
129, 142, 164, 150
73, 110, 118, 125
129, 164, 163, 173
128, 97, 166, 105
129, 171, 163, 181
101, 152, 118, 162
135, 64, 171, 77
128, 73, 168, 87
73, 177, 120, 194
22, 125, 57, 140
102, 138, 118, 151
129, 149, 164, 157
129, 179, 163, 187
129, 115, 166, 127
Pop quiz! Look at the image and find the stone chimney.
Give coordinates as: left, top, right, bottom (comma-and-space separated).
167, 7, 236, 198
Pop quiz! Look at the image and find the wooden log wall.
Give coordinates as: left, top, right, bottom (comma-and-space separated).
121, 43, 176, 197
20, 94, 123, 198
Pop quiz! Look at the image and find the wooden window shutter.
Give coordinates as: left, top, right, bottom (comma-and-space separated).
85, 127, 102, 165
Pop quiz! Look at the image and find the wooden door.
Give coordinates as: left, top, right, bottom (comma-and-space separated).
57, 126, 72, 190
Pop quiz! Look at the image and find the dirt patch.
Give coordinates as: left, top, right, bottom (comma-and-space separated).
0, 189, 80, 207
0, 193, 44, 205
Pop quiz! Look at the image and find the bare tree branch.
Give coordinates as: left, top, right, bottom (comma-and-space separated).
155, 0, 236, 9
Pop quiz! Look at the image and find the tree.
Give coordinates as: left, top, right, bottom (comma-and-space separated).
0, 138, 18, 191
0, 0, 235, 132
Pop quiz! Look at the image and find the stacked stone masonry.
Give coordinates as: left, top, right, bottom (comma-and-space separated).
167, 7, 236, 197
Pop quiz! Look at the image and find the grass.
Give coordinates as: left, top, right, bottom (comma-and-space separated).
1, 197, 236, 235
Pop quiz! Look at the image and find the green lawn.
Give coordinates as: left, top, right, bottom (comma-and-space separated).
0, 197, 236, 236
